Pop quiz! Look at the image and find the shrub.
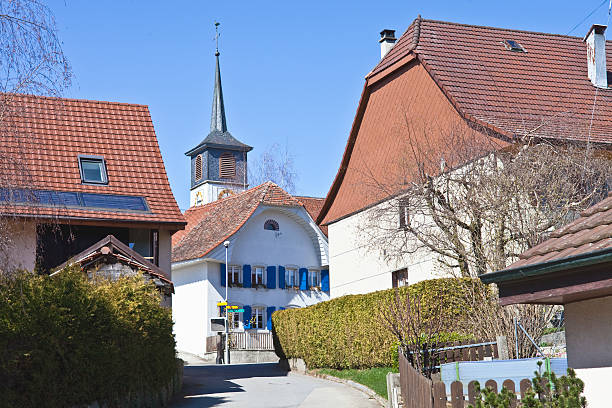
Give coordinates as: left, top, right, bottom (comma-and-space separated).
469, 364, 586, 407
0, 267, 176, 408
272, 278, 480, 369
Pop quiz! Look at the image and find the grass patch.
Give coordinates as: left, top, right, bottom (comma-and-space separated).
317, 366, 396, 398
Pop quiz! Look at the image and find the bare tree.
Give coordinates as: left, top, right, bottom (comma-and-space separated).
248, 142, 298, 193
380, 288, 445, 377
0, 0, 71, 273
359, 120, 611, 358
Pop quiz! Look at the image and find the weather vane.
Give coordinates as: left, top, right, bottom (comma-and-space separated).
214, 21, 220, 56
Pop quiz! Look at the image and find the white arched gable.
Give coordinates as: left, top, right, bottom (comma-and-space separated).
205, 205, 328, 266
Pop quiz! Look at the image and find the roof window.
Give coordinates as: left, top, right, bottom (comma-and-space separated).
78, 155, 108, 184
502, 40, 526, 52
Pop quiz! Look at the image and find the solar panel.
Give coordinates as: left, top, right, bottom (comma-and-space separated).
0, 188, 149, 212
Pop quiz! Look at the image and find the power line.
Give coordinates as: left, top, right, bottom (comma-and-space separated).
566, 0, 608, 36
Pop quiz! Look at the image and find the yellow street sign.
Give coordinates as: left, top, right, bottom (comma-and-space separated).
227, 305, 239, 309
216, 301, 227, 306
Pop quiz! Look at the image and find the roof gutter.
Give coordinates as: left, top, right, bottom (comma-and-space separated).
480, 247, 612, 284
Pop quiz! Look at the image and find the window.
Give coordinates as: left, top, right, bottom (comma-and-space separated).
252, 307, 264, 329
308, 270, 320, 289
399, 198, 409, 229
285, 268, 298, 288
264, 219, 279, 231
195, 155, 203, 180
229, 265, 241, 285
392, 268, 408, 288
502, 39, 526, 52
78, 155, 108, 184
252, 266, 264, 286
219, 153, 236, 178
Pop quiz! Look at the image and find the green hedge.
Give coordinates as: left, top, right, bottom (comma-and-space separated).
272, 278, 481, 369
0, 267, 176, 408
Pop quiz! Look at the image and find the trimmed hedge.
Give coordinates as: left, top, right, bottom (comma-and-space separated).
272, 278, 481, 369
0, 267, 176, 408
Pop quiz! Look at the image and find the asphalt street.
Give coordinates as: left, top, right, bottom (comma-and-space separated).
169, 359, 382, 408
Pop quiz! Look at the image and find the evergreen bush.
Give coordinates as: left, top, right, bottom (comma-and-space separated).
0, 267, 176, 408
271, 278, 480, 368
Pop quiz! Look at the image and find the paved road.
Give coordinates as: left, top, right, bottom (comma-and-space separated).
169, 360, 382, 408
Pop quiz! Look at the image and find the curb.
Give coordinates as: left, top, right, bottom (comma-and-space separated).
297, 370, 388, 407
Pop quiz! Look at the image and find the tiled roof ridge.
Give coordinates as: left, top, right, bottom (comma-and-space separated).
411, 14, 422, 49
419, 17, 589, 41
3, 92, 149, 108
294, 195, 324, 200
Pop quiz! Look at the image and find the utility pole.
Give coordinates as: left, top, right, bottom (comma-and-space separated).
223, 240, 230, 365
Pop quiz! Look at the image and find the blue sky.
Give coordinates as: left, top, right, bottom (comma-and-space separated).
47, 0, 611, 210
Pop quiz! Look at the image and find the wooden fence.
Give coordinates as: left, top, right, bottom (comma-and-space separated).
230, 331, 274, 350
432, 378, 533, 408
399, 339, 538, 408
399, 350, 433, 408
431, 340, 498, 364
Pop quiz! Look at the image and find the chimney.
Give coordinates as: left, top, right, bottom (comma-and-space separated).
584, 24, 608, 89
379, 29, 397, 59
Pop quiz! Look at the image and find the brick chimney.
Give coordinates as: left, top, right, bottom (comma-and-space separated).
379, 29, 397, 59
584, 24, 608, 89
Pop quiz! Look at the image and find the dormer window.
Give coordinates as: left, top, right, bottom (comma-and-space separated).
219, 153, 236, 178
78, 155, 108, 184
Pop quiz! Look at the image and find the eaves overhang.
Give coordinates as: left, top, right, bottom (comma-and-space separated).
480, 247, 612, 285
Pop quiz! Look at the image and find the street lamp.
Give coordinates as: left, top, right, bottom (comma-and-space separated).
223, 240, 230, 365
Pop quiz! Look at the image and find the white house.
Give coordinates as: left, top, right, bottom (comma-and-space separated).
171, 182, 329, 357
170, 46, 329, 357
317, 18, 612, 298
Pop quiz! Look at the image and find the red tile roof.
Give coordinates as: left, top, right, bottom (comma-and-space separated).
0, 94, 185, 226
318, 17, 612, 225
506, 192, 612, 270
172, 182, 303, 263
295, 196, 327, 236
372, 17, 612, 144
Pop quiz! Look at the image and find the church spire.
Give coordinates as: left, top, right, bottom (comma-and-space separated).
210, 22, 227, 133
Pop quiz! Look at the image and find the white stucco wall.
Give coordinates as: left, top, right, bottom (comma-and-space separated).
564, 296, 612, 408
328, 204, 441, 298
574, 367, 612, 408
172, 205, 330, 354
565, 296, 612, 369
1, 218, 36, 271
172, 261, 209, 356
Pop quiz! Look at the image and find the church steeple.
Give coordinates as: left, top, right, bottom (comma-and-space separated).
185, 22, 252, 207
210, 22, 227, 133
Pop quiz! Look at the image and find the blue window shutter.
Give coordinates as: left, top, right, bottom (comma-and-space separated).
243, 264, 252, 288
266, 266, 276, 289
220, 263, 226, 287
321, 269, 329, 292
278, 266, 285, 289
243, 305, 252, 329
299, 268, 308, 290
266, 306, 275, 330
